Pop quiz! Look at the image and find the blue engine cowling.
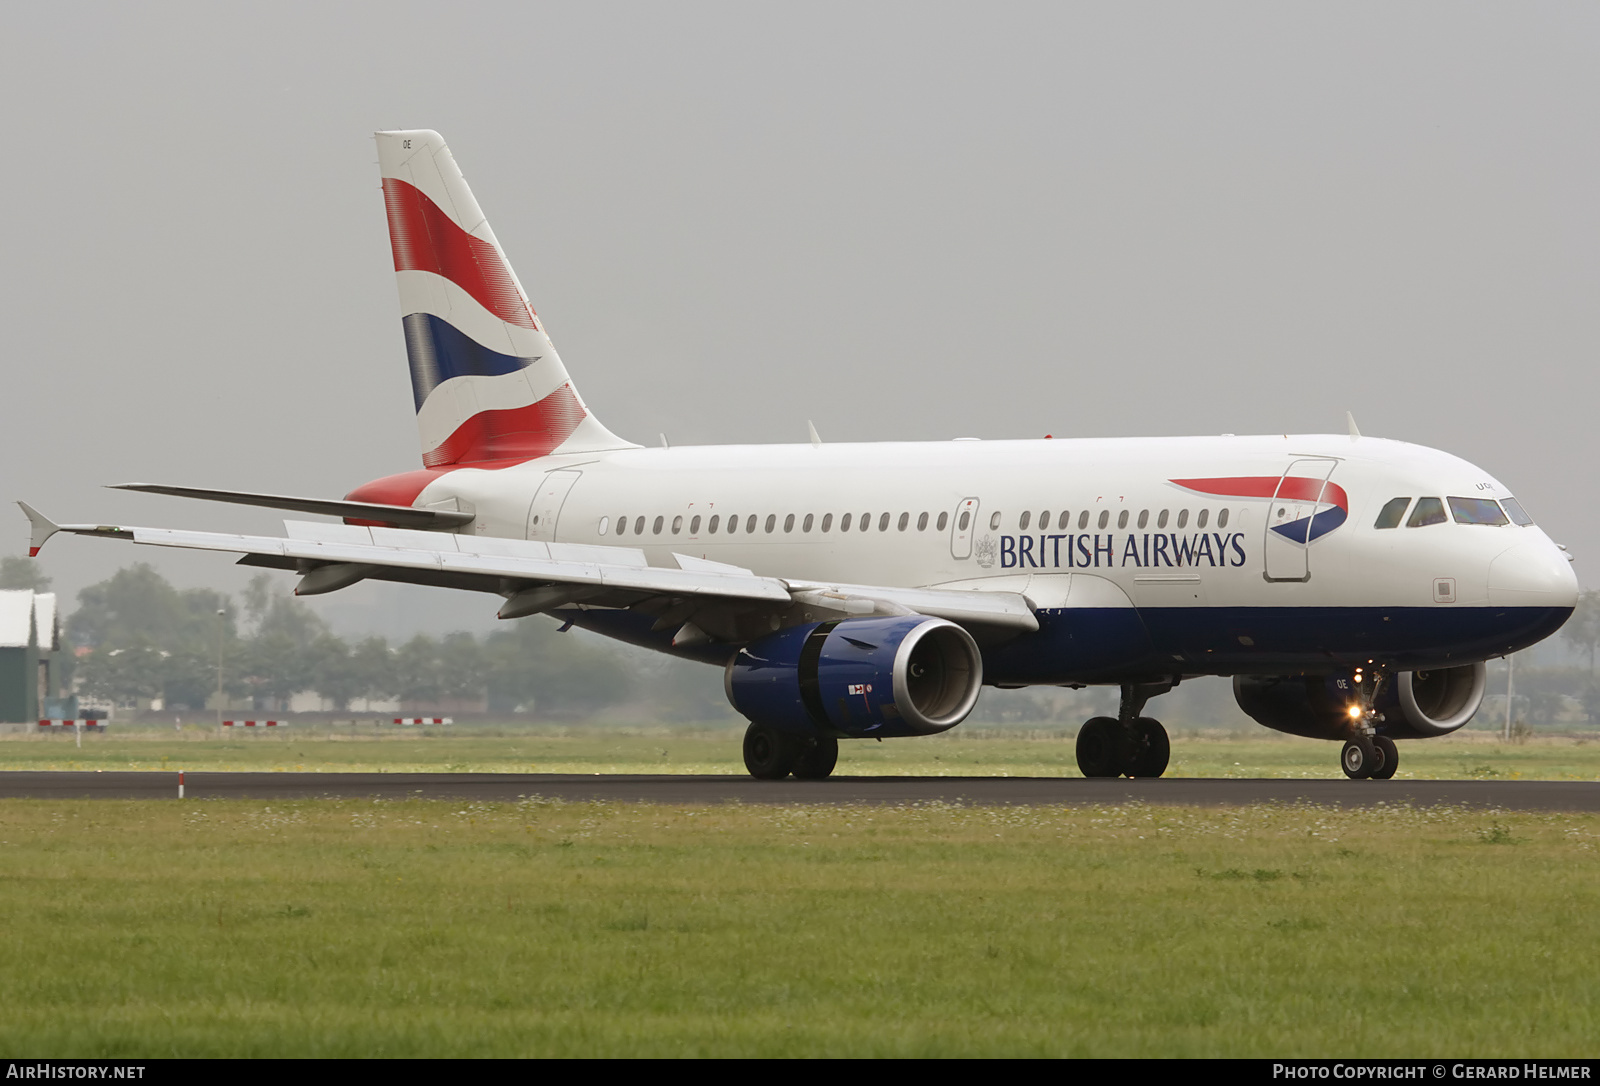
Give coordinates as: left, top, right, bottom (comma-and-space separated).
724, 615, 984, 739
1232, 662, 1487, 741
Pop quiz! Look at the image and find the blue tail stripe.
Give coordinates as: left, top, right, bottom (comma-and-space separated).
401, 313, 540, 411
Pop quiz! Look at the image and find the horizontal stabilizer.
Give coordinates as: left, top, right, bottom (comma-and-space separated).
109, 483, 474, 530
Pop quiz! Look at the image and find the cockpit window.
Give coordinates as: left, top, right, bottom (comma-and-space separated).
1448, 496, 1510, 526
1501, 497, 1535, 526
1406, 497, 1447, 528
1374, 497, 1410, 529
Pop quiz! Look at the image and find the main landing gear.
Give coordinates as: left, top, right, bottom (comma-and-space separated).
742, 722, 839, 780
1340, 666, 1399, 780
1075, 683, 1172, 779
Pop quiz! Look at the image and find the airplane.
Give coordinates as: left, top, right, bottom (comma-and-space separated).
19, 130, 1579, 781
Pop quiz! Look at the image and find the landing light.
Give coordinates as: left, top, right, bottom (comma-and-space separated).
1347, 705, 1363, 720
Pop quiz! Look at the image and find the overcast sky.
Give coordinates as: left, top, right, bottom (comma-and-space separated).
5, 2, 1599, 631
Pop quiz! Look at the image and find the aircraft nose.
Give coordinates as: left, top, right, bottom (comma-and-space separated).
1488, 538, 1579, 609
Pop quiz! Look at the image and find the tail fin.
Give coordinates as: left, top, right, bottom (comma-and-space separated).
375, 130, 635, 467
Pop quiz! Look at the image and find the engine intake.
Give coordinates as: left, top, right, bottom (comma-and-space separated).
725, 615, 983, 738
1233, 661, 1487, 741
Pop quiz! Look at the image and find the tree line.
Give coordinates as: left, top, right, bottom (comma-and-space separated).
3, 558, 640, 716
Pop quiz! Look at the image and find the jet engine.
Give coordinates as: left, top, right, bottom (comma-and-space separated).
1232, 662, 1487, 741
725, 615, 983, 738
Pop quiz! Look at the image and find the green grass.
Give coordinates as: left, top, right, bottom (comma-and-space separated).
0, 798, 1595, 1056
5, 724, 1600, 779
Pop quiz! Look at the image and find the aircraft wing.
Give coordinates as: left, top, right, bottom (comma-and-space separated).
18, 504, 1038, 644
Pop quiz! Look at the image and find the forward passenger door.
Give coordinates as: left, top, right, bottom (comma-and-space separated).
1263, 458, 1339, 582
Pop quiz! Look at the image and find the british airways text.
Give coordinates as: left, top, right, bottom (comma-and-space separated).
998, 533, 1249, 569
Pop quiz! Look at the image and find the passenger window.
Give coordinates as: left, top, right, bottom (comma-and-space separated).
821, 513, 833, 532
861, 512, 871, 532
880, 513, 891, 531
989, 512, 1001, 530
614, 516, 626, 536
1373, 497, 1410, 529
1406, 497, 1447, 528
746, 515, 757, 533
897, 512, 909, 531
1177, 510, 1188, 529
598, 516, 609, 536
1117, 510, 1128, 529
727, 515, 738, 534
1502, 497, 1534, 526
690, 515, 701, 534
917, 512, 928, 531
1217, 508, 1229, 529
1137, 510, 1148, 529
1019, 511, 1031, 530
672, 515, 683, 534
803, 513, 814, 532
1449, 497, 1509, 527
1097, 511, 1109, 530
765, 514, 777, 533
1157, 510, 1169, 529
635, 517, 646, 535
957, 511, 969, 531
708, 515, 720, 534
1197, 509, 1209, 529
783, 514, 795, 532
1079, 511, 1090, 530
841, 513, 853, 532
938, 511, 949, 531
653, 516, 664, 535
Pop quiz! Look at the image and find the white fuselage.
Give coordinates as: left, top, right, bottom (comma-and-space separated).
397, 430, 1576, 682
418, 433, 1568, 607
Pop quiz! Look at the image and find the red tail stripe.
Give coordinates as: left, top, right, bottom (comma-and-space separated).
382, 178, 537, 331
422, 383, 587, 468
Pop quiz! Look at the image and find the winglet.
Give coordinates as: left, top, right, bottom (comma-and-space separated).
16, 502, 59, 557
1346, 411, 1361, 440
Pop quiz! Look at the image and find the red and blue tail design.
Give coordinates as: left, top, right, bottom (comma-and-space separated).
1170, 476, 1350, 543
376, 130, 634, 467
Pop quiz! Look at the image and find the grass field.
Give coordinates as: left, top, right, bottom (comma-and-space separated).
0, 797, 1595, 1057
4, 723, 1599, 780
5, 727, 1594, 1056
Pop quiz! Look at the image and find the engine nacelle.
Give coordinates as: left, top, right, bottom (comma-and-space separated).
725, 615, 983, 738
1233, 662, 1487, 741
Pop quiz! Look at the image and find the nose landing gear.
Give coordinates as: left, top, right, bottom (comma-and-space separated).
1340, 668, 1399, 779
1341, 734, 1398, 780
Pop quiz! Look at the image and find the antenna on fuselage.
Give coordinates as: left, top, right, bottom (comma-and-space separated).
1346, 411, 1362, 440
807, 420, 822, 448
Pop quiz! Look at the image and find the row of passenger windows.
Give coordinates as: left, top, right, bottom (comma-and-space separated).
600, 506, 1229, 537
607, 511, 952, 537
1373, 495, 1534, 530
1014, 508, 1229, 531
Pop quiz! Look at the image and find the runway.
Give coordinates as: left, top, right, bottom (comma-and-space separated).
0, 771, 1596, 809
